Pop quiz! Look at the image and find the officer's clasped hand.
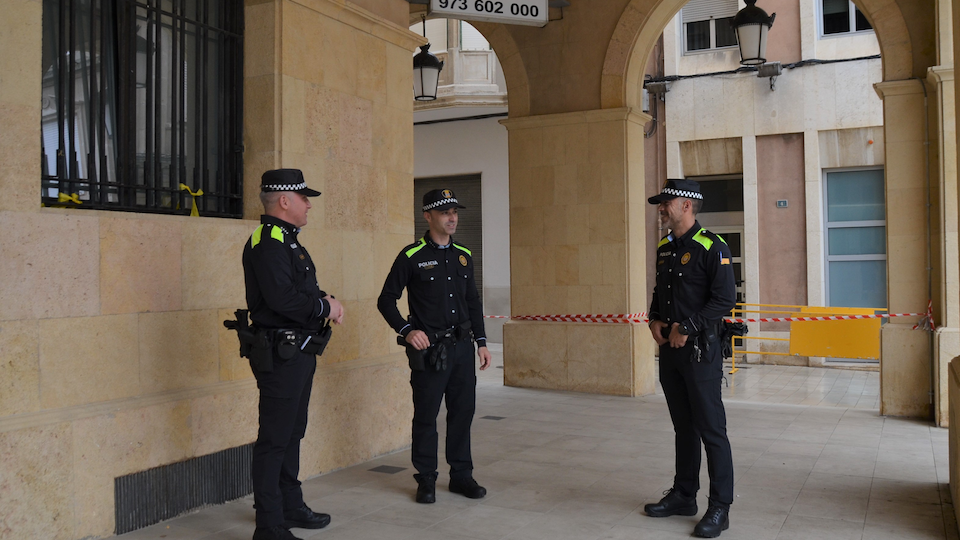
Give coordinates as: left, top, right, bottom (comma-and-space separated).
668, 322, 688, 348
325, 295, 345, 325
405, 329, 431, 351
649, 320, 669, 346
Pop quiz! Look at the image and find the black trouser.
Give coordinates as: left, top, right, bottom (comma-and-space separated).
659, 339, 734, 509
251, 352, 316, 527
410, 338, 477, 481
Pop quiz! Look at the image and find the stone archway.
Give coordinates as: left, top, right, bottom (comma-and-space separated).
409, 1, 945, 415
602, 0, 941, 419
407, 8, 532, 118
606, 0, 921, 113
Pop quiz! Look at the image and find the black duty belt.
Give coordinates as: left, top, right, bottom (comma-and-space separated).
268, 322, 332, 360
223, 308, 333, 373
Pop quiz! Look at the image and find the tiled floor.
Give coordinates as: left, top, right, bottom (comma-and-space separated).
118, 345, 951, 540
716, 363, 881, 410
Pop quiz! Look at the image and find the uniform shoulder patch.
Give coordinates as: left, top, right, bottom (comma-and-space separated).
251, 224, 286, 249
707, 230, 728, 246
405, 239, 427, 258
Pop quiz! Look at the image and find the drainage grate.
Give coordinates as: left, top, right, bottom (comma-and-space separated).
480, 415, 505, 420
369, 465, 407, 474
114, 443, 253, 534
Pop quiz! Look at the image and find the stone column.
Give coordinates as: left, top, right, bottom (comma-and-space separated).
500, 108, 657, 397
874, 80, 934, 418
929, 66, 959, 426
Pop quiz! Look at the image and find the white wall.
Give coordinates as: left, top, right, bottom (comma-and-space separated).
414, 116, 510, 340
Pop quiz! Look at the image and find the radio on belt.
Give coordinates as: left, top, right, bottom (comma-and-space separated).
429, 0, 549, 28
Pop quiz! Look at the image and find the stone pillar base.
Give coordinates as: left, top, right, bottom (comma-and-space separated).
937, 328, 960, 426
503, 320, 656, 397
947, 357, 960, 532
881, 323, 933, 418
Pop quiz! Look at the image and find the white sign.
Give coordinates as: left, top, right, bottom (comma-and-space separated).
430, 0, 549, 28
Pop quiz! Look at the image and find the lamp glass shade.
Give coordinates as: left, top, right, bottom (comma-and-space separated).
414, 65, 441, 101
413, 43, 444, 101
735, 22, 769, 65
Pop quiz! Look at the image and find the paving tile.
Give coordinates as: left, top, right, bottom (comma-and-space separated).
865, 499, 947, 534
118, 523, 211, 540
776, 515, 864, 540
502, 513, 614, 540
860, 523, 946, 540
427, 504, 543, 540
297, 518, 421, 540
113, 358, 952, 540
812, 443, 878, 477
733, 484, 801, 514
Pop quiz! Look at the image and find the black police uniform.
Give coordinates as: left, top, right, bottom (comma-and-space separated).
377, 231, 487, 482
649, 220, 737, 509
243, 214, 331, 529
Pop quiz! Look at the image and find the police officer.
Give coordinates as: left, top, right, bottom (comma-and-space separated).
243, 169, 344, 540
377, 188, 491, 504
644, 179, 737, 538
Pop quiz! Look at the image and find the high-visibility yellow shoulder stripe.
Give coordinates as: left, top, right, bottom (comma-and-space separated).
657, 237, 670, 248
251, 224, 284, 248
405, 239, 427, 258
453, 243, 472, 256
715, 233, 727, 245
692, 228, 713, 251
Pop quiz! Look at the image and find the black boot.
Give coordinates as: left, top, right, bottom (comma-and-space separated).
283, 505, 331, 529
416, 475, 436, 504
252, 525, 301, 540
644, 488, 698, 517
694, 505, 730, 538
449, 477, 487, 499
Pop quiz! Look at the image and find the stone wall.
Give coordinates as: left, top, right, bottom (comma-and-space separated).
0, 0, 420, 538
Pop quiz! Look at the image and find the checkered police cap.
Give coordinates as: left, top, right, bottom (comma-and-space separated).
422, 188, 467, 212
648, 179, 703, 204
261, 169, 321, 197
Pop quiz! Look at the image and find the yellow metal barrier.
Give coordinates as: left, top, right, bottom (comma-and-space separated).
727, 303, 884, 374
789, 306, 881, 360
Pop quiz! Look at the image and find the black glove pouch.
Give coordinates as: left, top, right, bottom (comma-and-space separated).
697, 324, 721, 363
427, 341, 448, 371
249, 331, 275, 373
313, 322, 332, 356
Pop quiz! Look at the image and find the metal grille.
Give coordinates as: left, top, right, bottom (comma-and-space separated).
41, 0, 244, 217
114, 443, 253, 534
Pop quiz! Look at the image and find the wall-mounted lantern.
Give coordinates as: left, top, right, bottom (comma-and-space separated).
413, 17, 444, 101
732, 0, 776, 66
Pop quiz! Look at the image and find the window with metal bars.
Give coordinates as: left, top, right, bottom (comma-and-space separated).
41, 0, 244, 217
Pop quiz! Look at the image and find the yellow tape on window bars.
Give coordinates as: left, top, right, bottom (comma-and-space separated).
179, 184, 203, 217
58, 192, 82, 204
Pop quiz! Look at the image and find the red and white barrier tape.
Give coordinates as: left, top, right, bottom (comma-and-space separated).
726, 313, 922, 323
513, 313, 648, 323
912, 299, 937, 331
485, 312, 930, 325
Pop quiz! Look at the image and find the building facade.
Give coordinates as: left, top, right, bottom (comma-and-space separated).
650, 0, 886, 366
2, 0, 960, 538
